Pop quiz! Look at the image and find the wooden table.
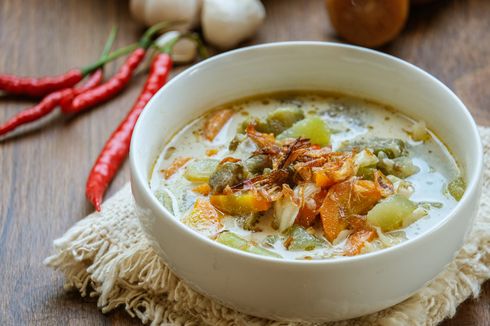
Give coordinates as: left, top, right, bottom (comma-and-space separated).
0, 0, 488, 324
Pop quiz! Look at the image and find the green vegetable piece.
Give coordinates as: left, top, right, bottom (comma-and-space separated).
367, 195, 417, 232
208, 162, 245, 194
357, 167, 376, 180
419, 201, 444, 209
378, 156, 420, 179
262, 235, 279, 248
277, 116, 330, 147
216, 232, 281, 258
265, 107, 305, 135
183, 159, 219, 182
241, 212, 261, 231
245, 154, 272, 175
238, 117, 271, 134
447, 177, 465, 201
237, 107, 304, 135
287, 226, 325, 251
341, 138, 407, 158
154, 189, 174, 214
228, 133, 246, 151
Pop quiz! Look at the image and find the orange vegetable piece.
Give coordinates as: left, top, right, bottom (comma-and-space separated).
206, 148, 219, 156
344, 229, 376, 256
193, 183, 211, 196
296, 206, 318, 228
319, 189, 349, 243
204, 109, 234, 141
182, 198, 223, 237
326, 0, 409, 48
313, 154, 355, 188
210, 191, 271, 216
295, 189, 327, 227
246, 124, 277, 148
351, 180, 382, 213
319, 179, 381, 242
162, 157, 191, 179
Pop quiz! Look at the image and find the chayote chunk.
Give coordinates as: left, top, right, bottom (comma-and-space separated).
447, 176, 465, 201
265, 107, 305, 135
277, 116, 331, 147
377, 155, 420, 179
356, 167, 376, 180
183, 159, 219, 182
216, 231, 281, 258
286, 226, 325, 251
367, 194, 417, 231
238, 107, 305, 135
154, 189, 174, 214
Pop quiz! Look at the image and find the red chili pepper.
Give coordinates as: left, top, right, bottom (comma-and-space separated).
0, 28, 117, 136
59, 69, 104, 109
0, 70, 84, 98
86, 52, 173, 211
0, 90, 67, 135
0, 72, 105, 136
61, 48, 147, 114
0, 22, 170, 99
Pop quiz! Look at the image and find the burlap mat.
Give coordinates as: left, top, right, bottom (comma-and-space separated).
44, 127, 490, 325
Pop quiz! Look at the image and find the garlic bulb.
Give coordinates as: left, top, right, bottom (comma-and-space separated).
130, 0, 202, 30
155, 31, 198, 63
202, 0, 266, 49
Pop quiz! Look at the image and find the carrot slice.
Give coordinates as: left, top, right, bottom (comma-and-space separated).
319, 192, 348, 242
344, 229, 376, 256
193, 183, 211, 196
319, 179, 381, 242
295, 189, 326, 227
182, 198, 223, 237
313, 154, 355, 188
204, 109, 234, 141
162, 157, 191, 179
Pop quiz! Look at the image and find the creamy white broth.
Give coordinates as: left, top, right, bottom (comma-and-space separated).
149, 92, 461, 260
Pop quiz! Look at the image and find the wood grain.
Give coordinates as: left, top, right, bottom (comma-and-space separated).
0, 0, 488, 324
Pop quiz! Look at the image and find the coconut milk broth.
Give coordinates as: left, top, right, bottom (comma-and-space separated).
149, 92, 461, 260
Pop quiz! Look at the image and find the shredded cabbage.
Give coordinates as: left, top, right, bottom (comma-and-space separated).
273, 195, 300, 233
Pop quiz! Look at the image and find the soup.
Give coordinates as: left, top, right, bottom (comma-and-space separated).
149, 92, 464, 260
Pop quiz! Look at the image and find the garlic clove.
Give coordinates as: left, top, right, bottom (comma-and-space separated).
155, 31, 198, 64
130, 0, 202, 30
202, 0, 266, 50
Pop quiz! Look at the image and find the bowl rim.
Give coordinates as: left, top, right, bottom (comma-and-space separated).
130, 41, 483, 266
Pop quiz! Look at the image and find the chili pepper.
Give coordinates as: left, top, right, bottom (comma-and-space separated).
0, 28, 117, 136
86, 47, 175, 211
61, 22, 172, 114
58, 26, 119, 109
0, 90, 69, 135
0, 22, 171, 99
61, 48, 147, 113
0, 47, 130, 98
0, 69, 84, 98
58, 69, 104, 109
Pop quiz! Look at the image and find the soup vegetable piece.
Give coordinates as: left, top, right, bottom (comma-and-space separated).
150, 93, 464, 260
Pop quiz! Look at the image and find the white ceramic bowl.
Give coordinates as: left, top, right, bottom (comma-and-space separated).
129, 42, 483, 322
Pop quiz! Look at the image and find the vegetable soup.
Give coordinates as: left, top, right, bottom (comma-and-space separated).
149, 92, 464, 260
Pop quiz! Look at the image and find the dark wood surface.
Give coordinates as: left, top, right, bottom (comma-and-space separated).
0, 0, 488, 324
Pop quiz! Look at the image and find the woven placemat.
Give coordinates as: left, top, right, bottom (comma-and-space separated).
45, 127, 490, 326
